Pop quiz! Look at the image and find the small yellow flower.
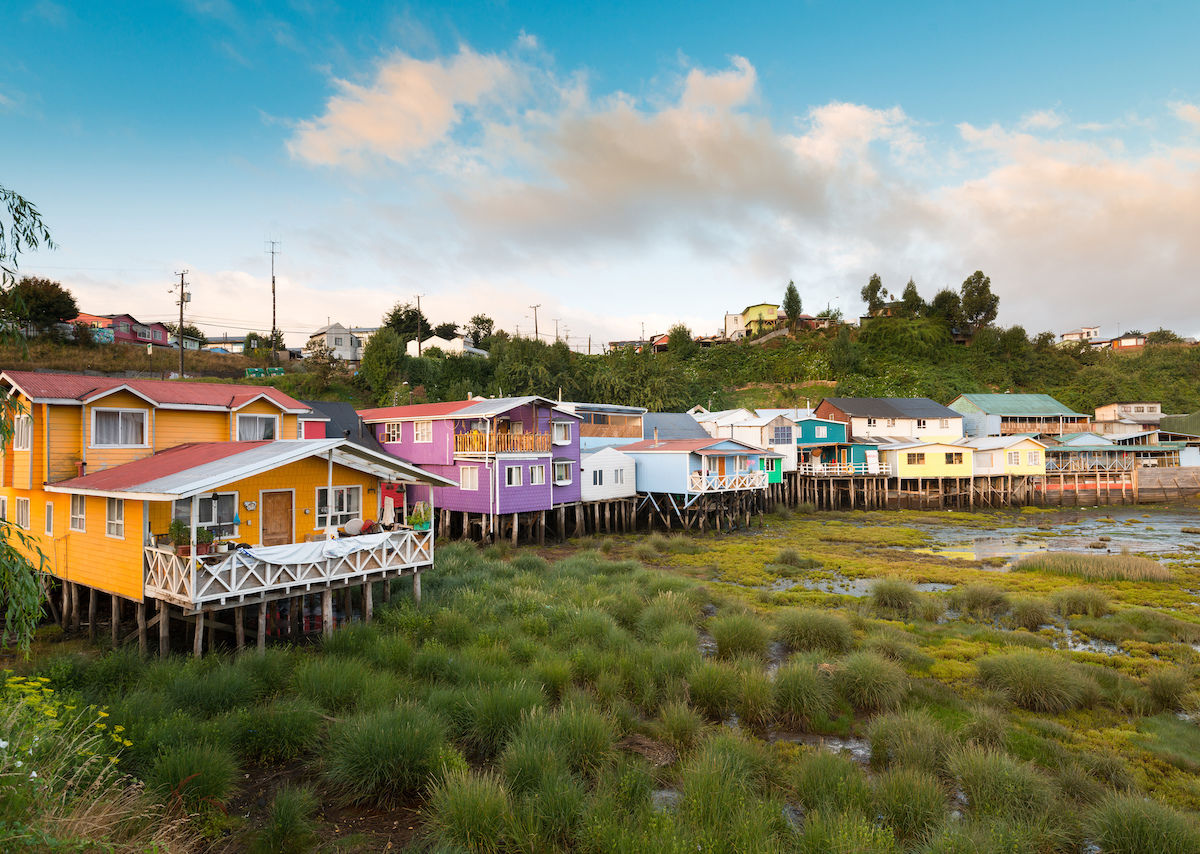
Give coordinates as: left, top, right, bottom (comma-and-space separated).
43, 709, 57, 718
97, 711, 109, 718
122, 739, 132, 747
113, 726, 124, 733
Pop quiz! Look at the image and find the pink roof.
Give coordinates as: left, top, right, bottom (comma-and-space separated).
359, 400, 476, 422
622, 437, 763, 453
1, 371, 307, 412
53, 442, 266, 492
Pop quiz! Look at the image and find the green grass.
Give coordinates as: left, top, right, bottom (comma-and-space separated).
1014, 551, 1173, 581
658, 700, 705, 753
773, 659, 835, 729
834, 652, 908, 712
1051, 586, 1112, 617
873, 767, 946, 844
709, 613, 771, 659
976, 651, 1096, 713
688, 659, 741, 721
1008, 596, 1052, 631
868, 709, 955, 775
947, 747, 1054, 819
146, 743, 240, 811
1147, 667, 1192, 712
790, 750, 872, 814
427, 769, 511, 854
870, 578, 921, 619
775, 608, 853, 654
950, 583, 1010, 619
323, 705, 451, 807
247, 785, 320, 854
232, 699, 322, 763
1087, 792, 1200, 854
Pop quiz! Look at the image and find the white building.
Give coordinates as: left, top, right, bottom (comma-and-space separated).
307, 323, 368, 366
405, 334, 489, 358
579, 447, 637, 502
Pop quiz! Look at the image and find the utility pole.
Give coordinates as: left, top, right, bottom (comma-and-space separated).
530, 304, 540, 341
266, 240, 280, 363
553, 318, 560, 342
172, 270, 189, 378
414, 294, 425, 355
588, 335, 591, 355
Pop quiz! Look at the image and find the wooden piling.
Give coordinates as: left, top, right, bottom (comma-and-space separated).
321, 590, 334, 637
136, 602, 147, 656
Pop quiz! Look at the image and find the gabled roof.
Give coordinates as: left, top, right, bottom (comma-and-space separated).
45, 439, 455, 500
821, 397, 961, 419
950, 393, 1086, 418
561, 401, 648, 416
358, 396, 578, 424
621, 437, 764, 454
0, 371, 308, 413
755, 408, 818, 421
302, 400, 384, 453
959, 435, 1048, 451
642, 412, 711, 440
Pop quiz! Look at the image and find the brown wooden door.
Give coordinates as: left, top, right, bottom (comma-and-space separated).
261, 491, 293, 546
716, 457, 726, 478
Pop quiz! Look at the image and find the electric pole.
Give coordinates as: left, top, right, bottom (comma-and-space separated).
553, 318, 560, 342
415, 293, 425, 355
530, 304, 540, 341
172, 270, 189, 378
266, 240, 280, 363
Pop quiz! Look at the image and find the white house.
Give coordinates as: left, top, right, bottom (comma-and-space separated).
1059, 325, 1101, 345
580, 447, 637, 502
307, 323, 367, 366
405, 334, 489, 358
693, 411, 798, 472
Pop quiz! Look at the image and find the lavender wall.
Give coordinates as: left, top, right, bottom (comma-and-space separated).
374, 419, 454, 466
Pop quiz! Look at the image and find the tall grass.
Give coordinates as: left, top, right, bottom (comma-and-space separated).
709, 613, 771, 659
976, 651, 1095, 713
790, 750, 872, 814
688, 659, 741, 720
1051, 586, 1111, 617
323, 705, 451, 807
834, 652, 907, 712
868, 709, 955, 775
775, 608, 853, 654
1087, 792, 1200, 854
773, 659, 834, 728
950, 583, 1010, 619
247, 785, 320, 854
947, 747, 1054, 818
870, 578, 920, 619
872, 767, 946, 844
427, 769, 511, 854
1014, 551, 1172, 582
146, 743, 240, 811
462, 681, 546, 760
232, 699, 322, 763
1009, 596, 1053, 631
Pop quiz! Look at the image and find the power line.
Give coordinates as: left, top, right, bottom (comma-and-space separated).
171, 271, 189, 377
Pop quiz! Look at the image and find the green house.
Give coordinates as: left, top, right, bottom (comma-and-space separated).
759, 453, 784, 484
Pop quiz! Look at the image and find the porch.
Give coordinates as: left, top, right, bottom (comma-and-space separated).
688, 470, 768, 492
798, 462, 892, 476
1000, 420, 1092, 435
455, 431, 552, 455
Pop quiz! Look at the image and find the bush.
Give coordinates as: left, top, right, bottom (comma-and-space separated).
324, 705, 450, 807
873, 768, 946, 844
169, 662, 260, 717
1014, 552, 1172, 582
427, 769, 511, 854
462, 681, 546, 760
976, 651, 1093, 713
689, 659, 741, 720
871, 578, 919, 618
775, 608, 853, 654
292, 656, 381, 712
709, 613, 771, 659
868, 709, 954, 775
773, 660, 835, 728
950, 583, 1010, 619
1147, 667, 1192, 712
659, 700, 705, 753
1009, 596, 1053, 631
146, 743, 239, 811
947, 747, 1053, 818
1051, 586, 1111, 617
1087, 792, 1200, 854
233, 699, 322, 763
247, 784, 320, 854
834, 652, 907, 712
791, 750, 872, 814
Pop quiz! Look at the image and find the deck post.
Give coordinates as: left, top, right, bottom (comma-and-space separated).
364, 582, 373, 624
235, 606, 245, 650
257, 602, 267, 652
136, 602, 147, 656
159, 599, 170, 658
88, 587, 97, 641
193, 610, 204, 658
413, 569, 422, 605
321, 589, 333, 637
111, 595, 120, 647
558, 505, 566, 542
511, 512, 519, 545
343, 586, 353, 626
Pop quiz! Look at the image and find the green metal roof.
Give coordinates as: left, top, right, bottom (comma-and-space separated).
953, 393, 1087, 418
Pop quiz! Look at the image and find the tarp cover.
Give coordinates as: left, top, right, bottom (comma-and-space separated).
236, 531, 393, 565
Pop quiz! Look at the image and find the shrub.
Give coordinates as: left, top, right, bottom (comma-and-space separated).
1147, 667, 1192, 712
292, 656, 380, 712
1014, 551, 1172, 582
233, 699, 322, 763
773, 660, 835, 728
976, 651, 1093, 713
873, 768, 946, 844
947, 747, 1053, 818
247, 784, 320, 854
834, 652, 907, 712
868, 709, 954, 775
709, 613, 771, 659
1087, 792, 1200, 854
1009, 596, 1053, 631
659, 700, 705, 753
463, 681, 545, 760
324, 705, 449, 807
775, 608, 853, 654
790, 750, 872, 814
871, 578, 919, 618
146, 743, 239, 811
169, 662, 260, 717
427, 769, 511, 854
950, 583, 1010, 619
1051, 586, 1112, 617
688, 659, 740, 720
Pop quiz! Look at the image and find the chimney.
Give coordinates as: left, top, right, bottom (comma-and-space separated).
75, 460, 86, 477
653, 426, 659, 446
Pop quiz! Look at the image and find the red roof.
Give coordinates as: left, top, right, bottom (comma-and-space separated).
52, 442, 267, 492
359, 400, 475, 422
1, 371, 307, 412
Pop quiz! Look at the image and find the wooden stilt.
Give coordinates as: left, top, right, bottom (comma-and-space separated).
88, 587, 97, 641
136, 602, 147, 656
321, 590, 334, 637
511, 512, 519, 545
110, 595, 120, 648
235, 606, 245, 650
193, 610, 204, 658
258, 602, 268, 652
364, 582, 373, 624
413, 570, 422, 605
159, 599, 170, 658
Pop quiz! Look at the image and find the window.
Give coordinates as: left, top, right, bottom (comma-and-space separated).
70, 495, 85, 532
906, 453, 925, 465
940, 419, 950, 429
506, 465, 522, 487
13, 414, 31, 450
917, 419, 928, 429
134, 325, 151, 340
15, 498, 30, 530
866, 417, 877, 427
105, 498, 124, 538
44, 503, 53, 536
554, 461, 572, 484
152, 329, 164, 341
1134, 406, 1145, 413
530, 465, 546, 485
614, 469, 625, 485
592, 469, 604, 486
237, 414, 277, 441
553, 422, 572, 444
945, 452, 963, 465
1027, 450, 1040, 465
316, 486, 361, 528
173, 492, 239, 536
586, 412, 609, 425
92, 409, 146, 447
0, 496, 6, 521
1007, 451, 1021, 466
413, 421, 433, 443
334, 336, 344, 346
384, 422, 402, 443
977, 452, 993, 468
814, 425, 828, 439
772, 426, 793, 444
460, 467, 479, 491
886, 418, 896, 428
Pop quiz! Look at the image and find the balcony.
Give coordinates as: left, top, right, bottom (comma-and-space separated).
144, 529, 433, 611
454, 431, 551, 455
999, 420, 1092, 436
798, 462, 892, 476
688, 470, 768, 492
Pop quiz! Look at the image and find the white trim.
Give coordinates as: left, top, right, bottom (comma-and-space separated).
174, 490, 240, 538
315, 484, 362, 528
44, 502, 53, 536
383, 422, 402, 443
230, 393, 294, 413
553, 460, 572, 485
14, 497, 29, 530
460, 466, 479, 491
236, 412, 280, 441
12, 414, 32, 450
0, 496, 7, 522
413, 420, 433, 443
69, 494, 86, 532
82, 384, 158, 406
505, 464, 522, 487
105, 497, 125, 539
258, 488, 295, 547
89, 407, 150, 449
552, 421, 572, 445
530, 464, 546, 486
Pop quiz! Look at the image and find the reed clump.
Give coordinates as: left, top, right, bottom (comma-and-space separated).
1013, 551, 1172, 582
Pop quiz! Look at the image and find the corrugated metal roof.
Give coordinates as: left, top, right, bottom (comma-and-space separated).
302, 400, 384, 452
960, 436, 1047, 451
642, 412, 712, 440
951, 393, 1086, 417
622, 437, 762, 454
359, 396, 577, 423
358, 400, 476, 422
821, 397, 961, 419
1, 370, 307, 412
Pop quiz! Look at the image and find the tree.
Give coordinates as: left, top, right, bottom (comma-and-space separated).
1146, 328, 1182, 344
898, 279, 925, 318
245, 330, 284, 353
303, 338, 345, 385
358, 327, 404, 402
383, 302, 428, 341
163, 321, 208, 346
782, 280, 803, 333
816, 306, 844, 323
666, 322, 698, 359
432, 321, 458, 340
927, 288, 964, 329
1, 184, 54, 287
860, 273, 887, 314
465, 314, 495, 347
960, 270, 999, 333
1, 276, 77, 331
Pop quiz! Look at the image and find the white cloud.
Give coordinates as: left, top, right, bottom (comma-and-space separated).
1018, 108, 1065, 131
1170, 101, 1200, 130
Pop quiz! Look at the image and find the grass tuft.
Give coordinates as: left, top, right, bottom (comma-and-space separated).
324, 705, 450, 807
834, 652, 907, 712
950, 583, 1010, 619
233, 699, 322, 764
868, 708, 954, 775
709, 613, 771, 659
427, 769, 511, 854
773, 659, 835, 729
1009, 596, 1053, 631
976, 651, 1094, 713
1087, 792, 1200, 854
947, 747, 1054, 818
1014, 551, 1172, 582
1051, 586, 1112, 617
873, 767, 946, 844
790, 750, 872, 815
1146, 667, 1192, 712
775, 608, 853, 654
688, 659, 741, 721
247, 784, 320, 854
146, 743, 239, 811
871, 578, 920, 619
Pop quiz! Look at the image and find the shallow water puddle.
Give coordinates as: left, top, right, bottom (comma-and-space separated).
769, 731, 872, 764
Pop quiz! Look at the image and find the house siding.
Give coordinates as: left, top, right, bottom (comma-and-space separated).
580, 448, 637, 501
882, 443, 975, 478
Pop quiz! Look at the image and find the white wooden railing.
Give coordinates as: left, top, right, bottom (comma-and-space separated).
688, 470, 768, 492
797, 462, 892, 476
144, 529, 434, 610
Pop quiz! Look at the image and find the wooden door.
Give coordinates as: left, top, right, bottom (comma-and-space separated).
261, 491, 293, 546
716, 456, 727, 478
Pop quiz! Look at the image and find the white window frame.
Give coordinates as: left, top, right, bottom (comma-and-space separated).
383, 422, 402, 443
592, 469, 603, 486
614, 468, 625, 485
413, 421, 433, 443
15, 498, 29, 530
553, 461, 572, 485
530, 465, 546, 486
916, 419, 928, 429
506, 465, 522, 487
866, 417, 877, 428
105, 498, 124, 539
772, 426, 793, 445
173, 491, 240, 537
0, 496, 6, 522
237, 413, 279, 441
70, 495, 86, 532
316, 485, 362, 529
1027, 450, 1040, 465
1007, 451, 1021, 466
90, 408, 149, 449
552, 422, 572, 445
814, 425, 828, 439
460, 466, 479, 491
13, 414, 32, 450
44, 502, 53, 536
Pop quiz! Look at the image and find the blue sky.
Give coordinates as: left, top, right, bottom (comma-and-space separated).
5, 1, 1200, 346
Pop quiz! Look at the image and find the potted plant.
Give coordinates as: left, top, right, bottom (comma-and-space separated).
168, 519, 190, 555
195, 527, 214, 556
409, 502, 431, 531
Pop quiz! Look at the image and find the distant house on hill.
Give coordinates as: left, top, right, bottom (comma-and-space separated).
1058, 325, 1101, 345
405, 334, 489, 358
308, 323, 368, 366
1094, 402, 1163, 435
203, 335, 250, 355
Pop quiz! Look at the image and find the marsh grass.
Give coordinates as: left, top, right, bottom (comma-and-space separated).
735, 666, 776, 729
324, 705, 451, 807
950, 583, 1010, 619
773, 659, 835, 729
658, 700, 705, 753
293, 656, 386, 712
790, 750, 872, 814
247, 784, 320, 854
233, 699, 322, 763
873, 767, 946, 844
863, 631, 934, 671
775, 608, 853, 654
1146, 667, 1192, 711
1051, 586, 1111, 617
977, 651, 1095, 713
775, 548, 821, 570
709, 613, 771, 659
1087, 792, 1200, 854
834, 652, 907, 712
1008, 596, 1052, 631
688, 659, 741, 720
427, 769, 511, 854
870, 578, 920, 619
146, 743, 239, 811
948, 747, 1054, 818
868, 709, 955, 775
168, 661, 261, 717
462, 681, 545, 760
1014, 551, 1172, 582
797, 810, 898, 854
